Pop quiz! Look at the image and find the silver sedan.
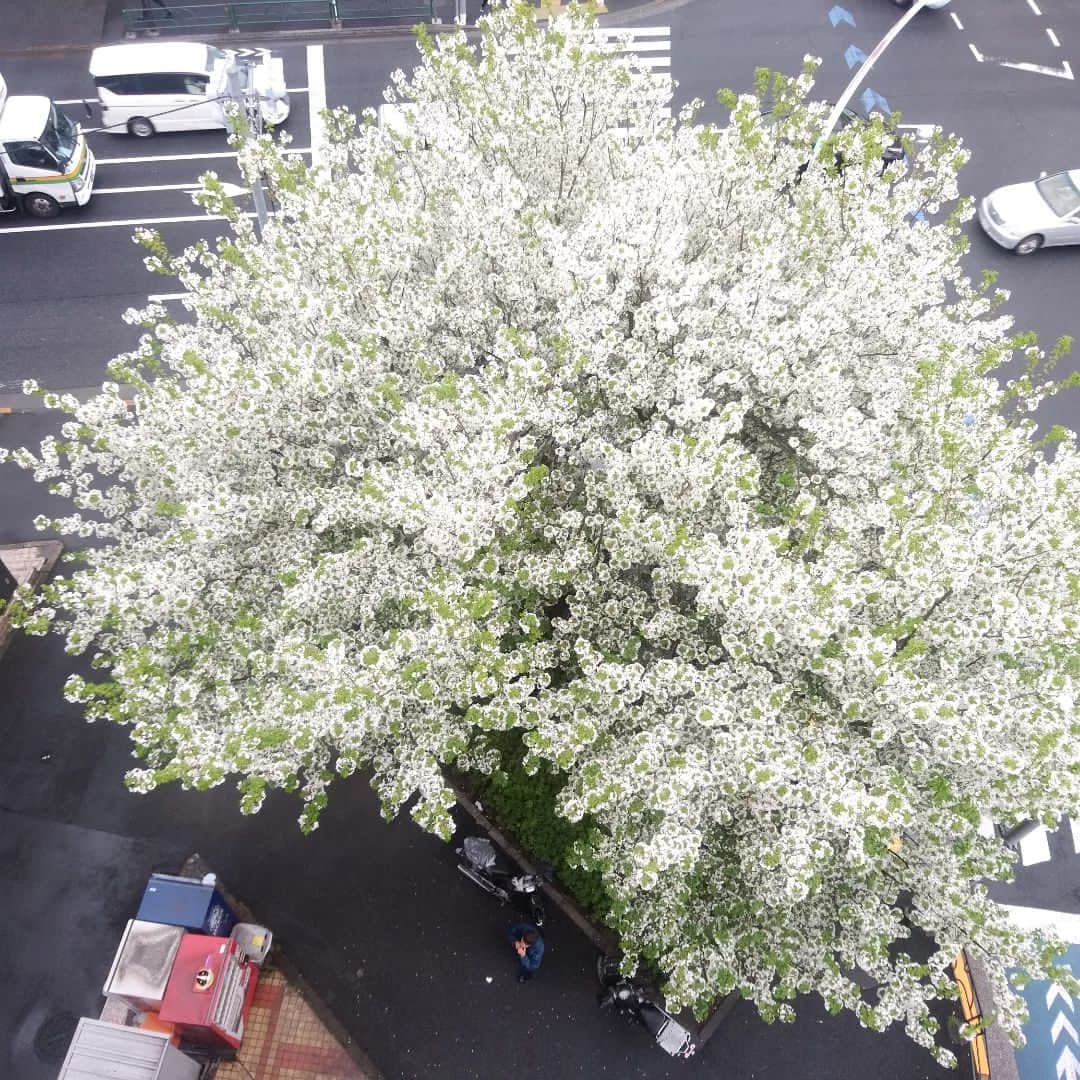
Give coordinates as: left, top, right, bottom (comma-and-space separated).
978, 170, 1080, 255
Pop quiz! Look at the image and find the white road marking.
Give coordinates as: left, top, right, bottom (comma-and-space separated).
93, 183, 200, 195
999, 58, 1073, 79
598, 39, 670, 52
93, 147, 311, 166
147, 292, 187, 301
1018, 824, 1052, 866
307, 45, 327, 170
94, 150, 245, 165
55, 88, 310, 106
1069, 817, 1080, 853
1004, 904, 1080, 942
1053, 1012, 1080, 1043
599, 25, 670, 36
1048, 27, 1061, 48
950, 12, 963, 30
0, 212, 255, 235
1058, 1046, 1080, 1080
1026, 0, 1042, 14
969, 42, 984, 62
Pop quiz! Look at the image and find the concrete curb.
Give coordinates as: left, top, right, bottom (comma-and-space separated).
180, 852, 387, 1080
448, 775, 618, 954
448, 774, 739, 1048
965, 948, 1017, 1080
0, 540, 64, 662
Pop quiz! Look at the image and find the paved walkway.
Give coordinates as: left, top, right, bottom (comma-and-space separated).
219, 969, 372, 1080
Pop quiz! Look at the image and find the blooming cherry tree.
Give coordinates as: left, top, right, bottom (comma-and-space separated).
6, 5, 1080, 1063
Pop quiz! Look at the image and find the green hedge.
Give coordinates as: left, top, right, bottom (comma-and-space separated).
465, 731, 612, 922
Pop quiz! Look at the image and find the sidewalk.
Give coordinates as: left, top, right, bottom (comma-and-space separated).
0, 0, 663, 55
218, 969, 372, 1080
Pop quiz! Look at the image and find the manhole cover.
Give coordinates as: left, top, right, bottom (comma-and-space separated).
34, 1012, 78, 1065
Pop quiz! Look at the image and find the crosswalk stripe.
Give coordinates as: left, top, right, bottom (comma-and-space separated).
591, 26, 673, 124
598, 25, 670, 36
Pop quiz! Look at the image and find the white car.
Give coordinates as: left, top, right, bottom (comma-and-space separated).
978, 170, 1080, 255
89, 42, 289, 137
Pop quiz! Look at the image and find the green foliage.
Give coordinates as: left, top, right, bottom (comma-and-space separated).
466, 730, 612, 920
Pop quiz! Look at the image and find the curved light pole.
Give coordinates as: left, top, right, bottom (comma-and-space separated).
814, 0, 952, 155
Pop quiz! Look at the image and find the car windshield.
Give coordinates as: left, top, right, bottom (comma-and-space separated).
39, 104, 78, 170
1035, 172, 1080, 218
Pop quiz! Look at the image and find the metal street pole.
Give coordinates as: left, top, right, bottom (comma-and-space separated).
226, 58, 269, 237
813, 0, 951, 156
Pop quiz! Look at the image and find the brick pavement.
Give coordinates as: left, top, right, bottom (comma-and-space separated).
218, 969, 371, 1080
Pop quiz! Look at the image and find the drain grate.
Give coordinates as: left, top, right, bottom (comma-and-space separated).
33, 1011, 79, 1065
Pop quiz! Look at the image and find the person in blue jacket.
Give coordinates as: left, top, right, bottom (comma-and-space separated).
508, 922, 544, 983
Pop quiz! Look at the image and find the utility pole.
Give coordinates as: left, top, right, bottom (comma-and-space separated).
225, 53, 270, 237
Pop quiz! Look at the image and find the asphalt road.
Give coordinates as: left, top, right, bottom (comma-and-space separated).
4, 1, 1080, 1078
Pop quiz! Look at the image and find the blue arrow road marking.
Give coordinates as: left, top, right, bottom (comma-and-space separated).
828, 5, 855, 28
1013, 945, 1080, 1080
861, 89, 891, 116
844, 45, 867, 70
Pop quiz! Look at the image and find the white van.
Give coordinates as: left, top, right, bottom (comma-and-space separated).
88, 42, 289, 138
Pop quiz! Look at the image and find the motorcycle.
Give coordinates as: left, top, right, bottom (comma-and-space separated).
596, 955, 697, 1059
455, 835, 550, 928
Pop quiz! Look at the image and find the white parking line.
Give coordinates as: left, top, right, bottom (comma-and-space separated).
968, 42, 984, 62
1026, 0, 1042, 14
307, 45, 327, 170
950, 12, 963, 30
0, 212, 256, 235
148, 292, 187, 302
1047, 27, 1061, 48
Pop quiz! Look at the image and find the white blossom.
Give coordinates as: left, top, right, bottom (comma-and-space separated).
6, 5, 1080, 1063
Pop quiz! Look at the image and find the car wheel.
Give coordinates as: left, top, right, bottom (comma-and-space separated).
22, 192, 61, 218
128, 116, 155, 138
1013, 234, 1044, 256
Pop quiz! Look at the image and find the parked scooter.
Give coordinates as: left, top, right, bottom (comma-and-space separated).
596, 955, 696, 1059
456, 836, 550, 927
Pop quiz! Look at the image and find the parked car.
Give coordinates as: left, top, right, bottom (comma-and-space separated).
978, 170, 1080, 255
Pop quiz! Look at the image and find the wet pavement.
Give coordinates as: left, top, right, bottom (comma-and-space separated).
0, 406, 956, 1080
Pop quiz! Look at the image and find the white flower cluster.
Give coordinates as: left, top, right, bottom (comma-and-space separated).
7, 5, 1080, 1063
